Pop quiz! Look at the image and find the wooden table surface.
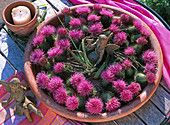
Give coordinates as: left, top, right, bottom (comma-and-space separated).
0, 0, 169, 125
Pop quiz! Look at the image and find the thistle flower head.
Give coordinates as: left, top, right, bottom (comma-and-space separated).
69, 18, 81, 28
36, 71, 49, 89
69, 29, 83, 40
108, 63, 122, 75
136, 36, 148, 46
113, 32, 127, 45
93, 4, 102, 11
40, 25, 56, 36
121, 14, 130, 23
61, 7, 71, 15
38, 56, 47, 66
55, 38, 70, 50
32, 35, 45, 46
47, 47, 63, 58
57, 27, 67, 37
53, 87, 67, 104
142, 50, 157, 64
124, 47, 135, 56
76, 6, 91, 15
121, 59, 132, 69
144, 63, 156, 73
100, 9, 114, 17
146, 72, 156, 83
133, 20, 143, 32
70, 73, 85, 88
53, 63, 65, 74
120, 90, 133, 102
87, 14, 101, 23
128, 82, 141, 95
140, 27, 151, 37
77, 80, 93, 96
30, 49, 44, 64
66, 95, 79, 111
86, 98, 103, 114
88, 22, 103, 35
112, 18, 121, 26
110, 24, 120, 33
101, 70, 115, 82
112, 79, 127, 93
106, 97, 120, 111
48, 76, 64, 93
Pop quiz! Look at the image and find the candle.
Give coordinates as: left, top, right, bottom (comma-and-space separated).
11, 6, 31, 25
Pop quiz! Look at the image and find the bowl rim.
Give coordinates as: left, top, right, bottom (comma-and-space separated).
2, 0, 38, 27
24, 4, 163, 122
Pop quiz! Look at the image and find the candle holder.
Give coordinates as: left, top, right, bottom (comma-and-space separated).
2, 1, 38, 36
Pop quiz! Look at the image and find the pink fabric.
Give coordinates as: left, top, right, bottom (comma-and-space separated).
69, 0, 170, 89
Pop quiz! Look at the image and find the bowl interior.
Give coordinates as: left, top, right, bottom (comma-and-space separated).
3, 1, 36, 26
24, 4, 163, 122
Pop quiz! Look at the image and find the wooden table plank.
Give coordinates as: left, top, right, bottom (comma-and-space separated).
91, 121, 117, 125
135, 101, 165, 125
150, 82, 170, 115
160, 78, 170, 94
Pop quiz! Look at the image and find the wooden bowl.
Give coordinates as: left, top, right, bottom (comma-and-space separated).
2, 1, 37, 36
24, 4, 163, 122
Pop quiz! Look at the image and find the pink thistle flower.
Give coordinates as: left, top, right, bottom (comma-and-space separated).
70, 73, 85, 88
136, 36, 148, 46
47, 47, 63, 58
144, 63, 156, 73
86, 98, 103, 114
32, 35, 45, 46
93, 4, 102, 11
101, 70, 115, 82
36, 71, 49, 89
110, 24, 120, 33
120, 90, 133, 102
112, 79, 127, 93
133, 20, 143, 32
77, 80, 93, 96
140, 27, 151, 37
53, 87, 67, 104
108, 63, 122, 75
121, 14, 130, 23
57, 27, 67, 37
55, 38, 70, 50
76, 6, 91, 15
40, 25, 56, 36
30, 49, 44, 64
79, 17, 87, 24
53, 63, 65, 74
87, 14, 101, 23
48, 76, 64, 93
61, 7, 71, 15
113, 32, 127, 45
142, 50, 157, 64
69, 29, 83, 40
121, 59, 132, 69
124, 47, 135, 56
100, 9, 114, 18
38, 56, 47, 66
106, 97, 120, 111
69, 18, 81, 28
88, 22, 103, 35
66, 96, 79, 111
146, 72, 156, 83
128, 82, 141, 96
112, 18, 121, 26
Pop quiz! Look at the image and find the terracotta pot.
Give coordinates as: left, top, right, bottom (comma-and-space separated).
24, 4, 163, 122
2, 1, 37, 36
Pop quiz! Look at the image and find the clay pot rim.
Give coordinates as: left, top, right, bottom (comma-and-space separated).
24, 4, 163, 122
2, 1, 38, 27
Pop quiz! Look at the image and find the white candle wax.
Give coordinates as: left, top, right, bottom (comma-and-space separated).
11, 6, 31, 25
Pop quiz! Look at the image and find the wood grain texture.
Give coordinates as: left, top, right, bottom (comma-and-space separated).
135, 101, 165, 125
160, 78, 170, 94
91, 121, 117, 125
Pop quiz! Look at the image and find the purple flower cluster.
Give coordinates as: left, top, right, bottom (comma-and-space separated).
32, 35, 45, 46
100, 9, 114, 18
136, 36, 148, 46
66, 96, 79, 111
53, 63, 65, 74
69, 29, 83, 40
61, 7, 71, 15
53, 87, 67, 104
70, 73, 85, 88
55, 38, 70, 50
93, 4, 102, 11
76, 6, 91, 15
110, 24, 120, 33
79, 17, 87, 24
146, 72, 156, 83
57, 27, 67, 37
120, 90, 133, 102
142, 50, 157, 64
113, 32, 127, 45
47, 47, 63, 58
88, 22, 103, 35
124, 47, 135, 56
30, 49, 44, 64
69, 18, 81, 28
36, 71, 50, 89
128, 82, 141, 96
86, 98, 103, 114
112, 79, 127, 93
121, 59, 132, 69
87, 14, 100, 23
112, 18, 121, 26
40, 25, 56, 36
106, 97, 120, 111
144, 63, 156, 74
121, 14, 130, 23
